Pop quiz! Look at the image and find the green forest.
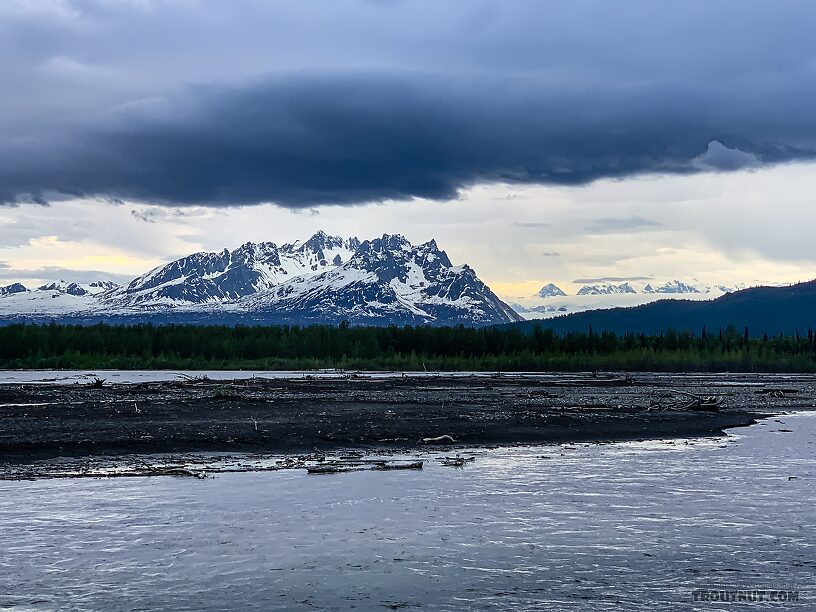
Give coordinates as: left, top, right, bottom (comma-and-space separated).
2, 322, 816, 372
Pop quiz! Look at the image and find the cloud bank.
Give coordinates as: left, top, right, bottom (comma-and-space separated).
1, 0, 816, 207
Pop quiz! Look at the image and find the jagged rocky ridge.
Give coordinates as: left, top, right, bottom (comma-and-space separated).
0, 283, 27, 296
577, 282, 638, 296
0, 232, 521, 326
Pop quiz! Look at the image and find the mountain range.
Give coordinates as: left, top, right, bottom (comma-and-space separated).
512, 281, 816, 336
537, 281, 747, 297
2, 232, 805, 333
0, 232, 521, 327
577, 282, 637, 296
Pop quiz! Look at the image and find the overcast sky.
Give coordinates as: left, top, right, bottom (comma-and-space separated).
2, 0, 816, 296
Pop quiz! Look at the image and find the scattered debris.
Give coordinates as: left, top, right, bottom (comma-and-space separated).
178, 373, 212, 383
440, 455, 475, 467
212, 385, 245, 400
373, 460, 423, 471
550, 374, 636, 388
308, 458, 423, 474
649, 389, 723, 412
134, 459, 207, 478
756, 388, 799, 398
307, 464, 358, 475
420, 434, 456, 444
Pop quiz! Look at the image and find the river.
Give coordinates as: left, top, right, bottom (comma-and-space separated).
1, 413, 813, 610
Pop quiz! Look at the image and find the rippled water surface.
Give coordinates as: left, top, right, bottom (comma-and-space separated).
1, 414, 814, 611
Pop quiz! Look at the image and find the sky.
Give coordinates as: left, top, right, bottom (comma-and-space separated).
2, 0, 816, 298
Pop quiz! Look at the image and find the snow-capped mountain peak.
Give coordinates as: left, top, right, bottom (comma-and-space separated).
37, 280, 120, 296
282, 232, 360, 267
577, 282, 637, 295
0, 282, 28, 296
643, 280, 702, 294
714, 283, 746, 293
0, 232, 521, 326
108, 232, 364, 305
245, 233, 519, 325
88, 281, 120, 292
536, 283, 567, 298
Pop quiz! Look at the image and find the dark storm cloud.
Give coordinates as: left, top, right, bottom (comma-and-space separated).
2, 0, 816, 207
3, 70, 815, 208
692, 141, 761, 171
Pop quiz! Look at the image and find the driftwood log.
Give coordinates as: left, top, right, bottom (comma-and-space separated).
649, 389, 723, 412
419, 434, 456, 444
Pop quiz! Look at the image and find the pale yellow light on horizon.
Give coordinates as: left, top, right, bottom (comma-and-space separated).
0, 235, 164, 278
489, 280, 558, 298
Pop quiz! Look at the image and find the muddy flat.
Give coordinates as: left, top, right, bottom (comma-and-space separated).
1, 372, 811, 468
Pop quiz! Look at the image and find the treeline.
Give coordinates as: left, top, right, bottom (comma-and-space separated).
1, 322, 816, 372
